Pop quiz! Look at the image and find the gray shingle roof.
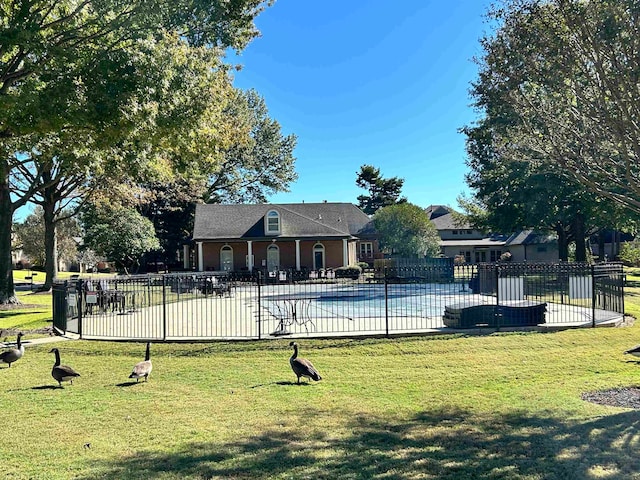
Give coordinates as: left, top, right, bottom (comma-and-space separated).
505, 230, 557, 246
193, 203, 372, 241
425, 205, 472, 230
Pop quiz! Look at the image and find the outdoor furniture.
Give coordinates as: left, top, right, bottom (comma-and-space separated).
199, 277, 231, 296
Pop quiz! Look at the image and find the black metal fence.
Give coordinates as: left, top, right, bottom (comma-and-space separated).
51, 262, 626, 341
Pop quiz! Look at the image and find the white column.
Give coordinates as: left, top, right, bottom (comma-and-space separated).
197, 242, 204, 272
247, 240, 253, 272
183, 245, 190, 269
342, 239, 349, 267
295, 240, 301, 271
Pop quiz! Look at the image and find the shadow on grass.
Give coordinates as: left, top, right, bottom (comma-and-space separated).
625, 279, 640, 288
115, 381, 142, 387
76, 407, 640, 479
31, 385, 61, 390
249, 380, 317, 388
275, 380, 315, 386
0, 310, 47, 318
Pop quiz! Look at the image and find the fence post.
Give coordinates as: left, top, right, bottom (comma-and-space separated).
384, 266, 389, 337
591, 264, 596, 328
257, 271, 262, 340
162, 274, 167, 340
76, 279, 83, 338
495, 263, 500, 327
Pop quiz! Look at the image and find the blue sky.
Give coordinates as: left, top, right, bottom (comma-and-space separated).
228, 0, 494, 209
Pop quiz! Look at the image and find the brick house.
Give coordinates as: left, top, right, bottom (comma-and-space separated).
190, 202, 378, 272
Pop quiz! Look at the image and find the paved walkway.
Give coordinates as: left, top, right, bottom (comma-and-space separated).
1, 334, 76, 349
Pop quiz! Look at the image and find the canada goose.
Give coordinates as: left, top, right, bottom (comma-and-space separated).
0, 332, 24, 367
50, 348, 80, 387
625, 345, 640, 358
129, 342, 153, 382
289, 341, 322, 384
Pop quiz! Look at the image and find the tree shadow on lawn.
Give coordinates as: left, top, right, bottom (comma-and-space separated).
77, 407, 640, 479
0, 310, 47, 318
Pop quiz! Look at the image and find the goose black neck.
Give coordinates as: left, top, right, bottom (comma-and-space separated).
291, 344, 298, 360
16, 335, 21, 348
145, 342, 151, 361
53, 350, 61, 367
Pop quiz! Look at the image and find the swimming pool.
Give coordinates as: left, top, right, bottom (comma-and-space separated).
257, 281, 483, 336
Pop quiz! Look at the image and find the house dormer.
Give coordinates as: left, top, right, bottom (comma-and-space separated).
265, 209, 281, 235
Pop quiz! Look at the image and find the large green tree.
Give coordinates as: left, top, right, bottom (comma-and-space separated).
460, 118, 630, 261
473, 0, 640, 215
207, 89, 298, 204
373, 203, 440, 258
12, 35, 236, 289
356, 165, 406, 215
81, 203, 160, 275
13, 207, 80, 271
0, 1, 269, 303
126, 86, 298, 268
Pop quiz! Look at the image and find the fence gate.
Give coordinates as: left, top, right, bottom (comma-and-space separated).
592, 263, 625, 325
52, 281, 81, 335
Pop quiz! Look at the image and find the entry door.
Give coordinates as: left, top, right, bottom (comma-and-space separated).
267, 245, 280, 272
220, 246, 233, 271
313, 243, 325, 270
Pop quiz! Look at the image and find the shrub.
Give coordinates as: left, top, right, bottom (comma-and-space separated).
499, 252, 512, 262
619, 240, 640, 266
357, 262, 370, 271
335, 265, 362, 280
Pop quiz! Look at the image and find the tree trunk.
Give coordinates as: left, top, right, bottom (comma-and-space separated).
598, 230, 606, 262
556, 224, 569, 261
572, 214, 587, 262
0, 161, 18, 304
42, 195, 58, 290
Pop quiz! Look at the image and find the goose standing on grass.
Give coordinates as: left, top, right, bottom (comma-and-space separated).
0, 332, 24, 367
129, 342, 153, 382
624, 345, 640, 358
50, 348, 80, 387
289, 341, 322, 384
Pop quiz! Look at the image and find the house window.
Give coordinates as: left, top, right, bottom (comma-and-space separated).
265, 210, 280, 235
466, 230, 473, 234
359, 242, 373, 257
490, 250, 502, 262
475, 251, 487, 263
452, 230, 458, 235
313, 243, 325, 270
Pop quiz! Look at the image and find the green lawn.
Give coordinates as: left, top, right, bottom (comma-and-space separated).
1, 272, 114, 333
1, 269, 640, 479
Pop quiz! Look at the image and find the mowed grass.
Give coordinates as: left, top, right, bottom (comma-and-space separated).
2, 328, 640, 479
0, 290, 52, 332
1, 268, 640, 479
